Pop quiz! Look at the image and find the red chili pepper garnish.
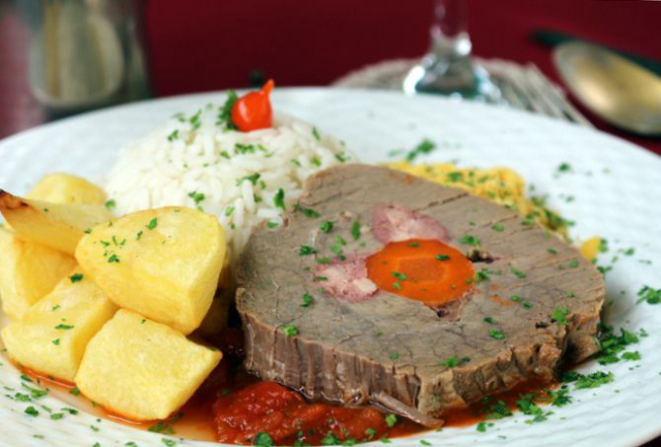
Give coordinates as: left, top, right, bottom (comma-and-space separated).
231, 79, 275, 132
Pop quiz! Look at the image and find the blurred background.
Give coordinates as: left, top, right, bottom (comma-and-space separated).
1, 0, 660, 153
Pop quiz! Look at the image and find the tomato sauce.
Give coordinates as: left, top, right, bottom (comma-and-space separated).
17, 327, 560, 445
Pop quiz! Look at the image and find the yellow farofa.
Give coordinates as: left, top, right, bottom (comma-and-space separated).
386, 161, 570, 239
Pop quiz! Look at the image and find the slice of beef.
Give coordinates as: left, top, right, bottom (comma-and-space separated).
235, 164, 605, 426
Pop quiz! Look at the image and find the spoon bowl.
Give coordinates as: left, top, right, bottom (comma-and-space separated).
554, 41, 661, 136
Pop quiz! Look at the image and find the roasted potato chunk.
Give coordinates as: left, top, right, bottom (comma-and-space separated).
0, 190, 113, 255
1, 269, 117, 381
75, 207, 226, 334
27, 173, 106, 206
0, 227, 76, 320
75, 309, 222, 421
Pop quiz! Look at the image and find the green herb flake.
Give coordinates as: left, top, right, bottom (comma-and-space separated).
50, 412, 64, 420
224, 206, 235, 217
25, 406, 39, 417
55, 324, 74, 330
436, 254, 450, 261
552, 307, 569, 325
188, 191, 206, 205
69, 386, 80, 396
636, 285, 661, 305
392, 281, 402, 290
569, 259, 579, 268
351, 221, 361, 240
253, 432, 274, 447
405, 139, 436, 162
52, 339, 60, 346
136, 230, 143, 241
510, 268, 526, 279
385, 414, 398, 427
392, 272, 407, 281
283, 324, 298, 337
389, 351, 400, 361
299, 245, 317, 256
459, 235, 480, 246
267, 221, 279, 229
547, 248, 558, 255
315, 257, 332, 264
146, 218, 158, 230
104, 199, 116, 210
320, 221, 334, 233
312, 127, 321, 141
489, 329, 505, 340
301, 293, 314, 308
491, 223, 504, 232
274, 188, 285, 210
69, 273, 83, 283
107, 254, 120, 264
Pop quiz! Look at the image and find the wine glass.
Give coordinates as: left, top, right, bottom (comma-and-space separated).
403, 0, 500, 102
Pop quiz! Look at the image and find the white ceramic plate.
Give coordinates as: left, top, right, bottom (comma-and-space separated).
0, 89, 660, 447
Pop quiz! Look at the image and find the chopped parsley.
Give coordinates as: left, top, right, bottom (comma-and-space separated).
312, 127, 321, 141
217, 91, 238, 129
510, 268, 526, 279
335, 236, 347, 246
299, 245, 317, 256
636, 285, 660, 305
459, 235, 480, 246
235, 143, 256, 154
55, 324, 74, 330
167, 129, 179, 142
335, 153, 349, 163
295, 205, 320, 218
301, 293, 314, 308
69, 273, 83, 283
351, 221, 361, 240
24, 406, 39, 417
146, 218, 158, 230
267, 221, 279, 229
274, 188, 285, 210
557, 162, 572, 173
392, 272, 407, 281
491, 223, 504, 232
107, 254, 120, 263
188, 191, 205, 206
405, 139, 436, 162
547, 248, 557, 255
484, 399, 513, 420
315, 257, 332, 264
237, 174, 261, 187
483, 317, 495, 324
597, 326, 640, 365
52, 339, 60, 346
253, 432, 274, 446
283, 324, 298, 337
69, 386, 80, 396
104, 199, 116, 210
546, 386, 572, 407
392, 282, 402, 290
441, 355, 470, 368
570, 371, 615, 389
320, 221, 334, 233
385, 414, 398, 427
552, 307, 569, 325
569, 259, 579, 268
515, 394, 550, 423
136, 230, 143, 241
389, 351, 400, 360
489, 329, 505, 340
225, 206, 235, 216
436, 254, 450, 261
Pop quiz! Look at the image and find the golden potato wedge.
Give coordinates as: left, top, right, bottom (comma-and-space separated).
0, 227, 76, 320
27, 173, 106, 206
75, 309, 222, 421
1, 269, 117, 381
75, 207, 226, 334
0, 190, 114, 255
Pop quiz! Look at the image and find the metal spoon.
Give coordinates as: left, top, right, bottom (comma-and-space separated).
554, 41, 661, 135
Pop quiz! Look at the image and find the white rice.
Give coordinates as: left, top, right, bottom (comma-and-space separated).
105, 105, 353, 259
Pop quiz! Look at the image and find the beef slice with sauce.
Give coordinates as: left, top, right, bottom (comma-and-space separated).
235, 164, 605, 426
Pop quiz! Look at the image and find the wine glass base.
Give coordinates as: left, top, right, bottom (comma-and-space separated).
403, 60, 502, 103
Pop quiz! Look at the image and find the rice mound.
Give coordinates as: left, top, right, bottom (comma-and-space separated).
105, 106, 352, 259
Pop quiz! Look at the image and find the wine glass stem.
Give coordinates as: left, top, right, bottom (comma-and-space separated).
431, 0, 472, 61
